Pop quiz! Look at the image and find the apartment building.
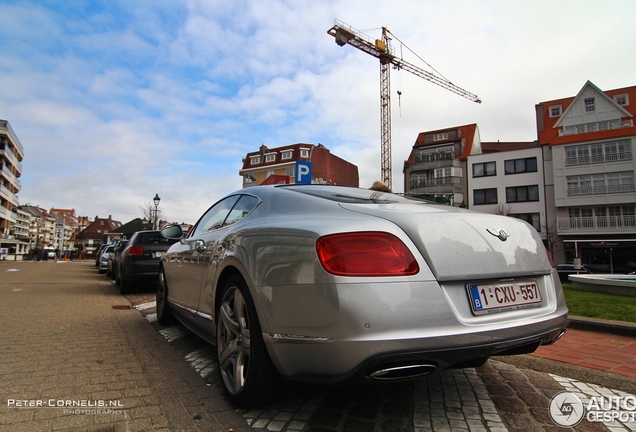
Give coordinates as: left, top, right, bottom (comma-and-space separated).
0, 120, 25, 253
239, 143, 359, 188
467, 142, 546, 239
21, 205, 57, 248
49, 208, 80, 253
536, 81, 636, 273
403, 123, 482, 205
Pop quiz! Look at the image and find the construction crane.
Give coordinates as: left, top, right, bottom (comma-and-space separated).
327, 19, 481, 189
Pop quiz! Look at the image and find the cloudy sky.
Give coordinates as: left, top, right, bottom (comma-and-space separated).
2, 0, 635, 224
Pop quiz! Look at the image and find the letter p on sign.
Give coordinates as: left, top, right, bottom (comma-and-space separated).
295, 161, 312, 184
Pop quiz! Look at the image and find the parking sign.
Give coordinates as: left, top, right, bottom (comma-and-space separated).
295, 161, 312, 184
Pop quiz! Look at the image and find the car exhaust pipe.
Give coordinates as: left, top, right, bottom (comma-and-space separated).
368, 364, 437, 381
556, 328, 567, 341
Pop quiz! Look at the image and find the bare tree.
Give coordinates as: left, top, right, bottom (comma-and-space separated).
543, 220, 561, 261
139, 202, 165, 229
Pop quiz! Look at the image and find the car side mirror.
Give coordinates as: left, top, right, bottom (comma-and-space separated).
161, 224, 184, 240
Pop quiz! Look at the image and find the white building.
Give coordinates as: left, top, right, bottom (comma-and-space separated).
467, 143, 546, 239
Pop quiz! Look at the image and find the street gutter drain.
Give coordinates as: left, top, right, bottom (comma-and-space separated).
112, 305, 132, 310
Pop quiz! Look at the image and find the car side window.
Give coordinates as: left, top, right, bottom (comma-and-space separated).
191, 196, 240, 237
223, 195, 259, 227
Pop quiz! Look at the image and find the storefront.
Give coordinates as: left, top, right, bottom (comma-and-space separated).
0, 238, 30, 260
563, 239, 636, 274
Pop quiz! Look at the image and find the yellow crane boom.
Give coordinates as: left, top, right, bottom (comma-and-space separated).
328, 19, 481, 189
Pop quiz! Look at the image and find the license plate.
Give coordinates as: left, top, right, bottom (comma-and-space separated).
154, 251, 165, 258
467, 280, 542, 315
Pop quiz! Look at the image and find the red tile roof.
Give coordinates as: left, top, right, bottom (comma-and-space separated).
536, 81, 636, 145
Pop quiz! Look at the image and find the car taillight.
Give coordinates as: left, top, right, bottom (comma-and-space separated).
545, 248, 556, 268
316, 232, 419, 277
128, 245, 144, 256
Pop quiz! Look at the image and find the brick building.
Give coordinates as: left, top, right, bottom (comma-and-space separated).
239, 143, 359, 187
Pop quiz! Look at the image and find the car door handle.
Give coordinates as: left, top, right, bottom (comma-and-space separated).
194, 240, 207, 251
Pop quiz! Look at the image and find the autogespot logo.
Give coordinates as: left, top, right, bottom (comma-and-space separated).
549, 391, 585, 427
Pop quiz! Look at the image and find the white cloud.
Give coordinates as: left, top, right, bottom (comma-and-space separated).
2, 0, 635, 223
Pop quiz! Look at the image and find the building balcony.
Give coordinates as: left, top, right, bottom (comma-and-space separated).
0, 146, 23, 173
565, 151, 632, 167
559, 119, 633, 137
567, 183, 635, 196
558, 216, 636, 235
408, 176, 464, 195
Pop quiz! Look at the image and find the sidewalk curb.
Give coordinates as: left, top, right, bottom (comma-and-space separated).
568, 315, 636, 337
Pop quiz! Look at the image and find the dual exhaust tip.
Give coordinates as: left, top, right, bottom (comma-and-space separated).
368, 364, 437, 381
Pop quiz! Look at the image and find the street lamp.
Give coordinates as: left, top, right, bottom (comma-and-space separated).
153, 194, 161, 230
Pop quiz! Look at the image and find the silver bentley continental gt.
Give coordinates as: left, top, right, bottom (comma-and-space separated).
156, 185, 568, 407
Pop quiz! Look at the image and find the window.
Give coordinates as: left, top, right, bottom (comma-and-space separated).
281, 150, 293, 160
584, 98, 595, 112
243, 174, 255, 183
224, 195, 259, 228
192, 195, 259, 236
506, 185, 539, 203
250, 156, 261, 165
512, 213, 540, 231
504, 157, 537, 174
549, 105, 562, 117
472, 161, 496, 177
614, 94, 629, 106
433, 133, 449, 141
590, 144, 603, 163
265, 154, 276, 163
473, 188, 497, 205
300, 149, 309, 158
192, 196, 240, 236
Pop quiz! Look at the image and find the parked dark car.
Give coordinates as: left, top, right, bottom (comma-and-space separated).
107, 239, 129, 279
116, 231, 178, 293
556, 264, 592, 282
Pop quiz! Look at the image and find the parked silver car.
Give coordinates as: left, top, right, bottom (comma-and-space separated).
157, 185, 568, 407
98, 245, 114, 274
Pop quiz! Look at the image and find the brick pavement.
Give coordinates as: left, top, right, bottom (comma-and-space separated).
3, 259, 636, 432
0, 260, 251, 432
531, 328, 636, 378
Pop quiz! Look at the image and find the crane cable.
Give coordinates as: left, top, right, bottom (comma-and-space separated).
387, 29, 452, 84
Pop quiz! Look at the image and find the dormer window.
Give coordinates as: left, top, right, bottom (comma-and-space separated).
281, 150, 293, 160
584, 98, 595, 112
549, 105, 562, 118
300, 148, 309, 158
433, 133, 449, 141
250, 156, 261, 165
614, 94, 629, 106
265, 153, 276, 163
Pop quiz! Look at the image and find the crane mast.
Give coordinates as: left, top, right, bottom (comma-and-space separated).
328, 20, 481, 189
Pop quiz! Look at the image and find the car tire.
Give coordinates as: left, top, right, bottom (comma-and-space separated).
216, 275, 280, 407
156, 269, 177, 325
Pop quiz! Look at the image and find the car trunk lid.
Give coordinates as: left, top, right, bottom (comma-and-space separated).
339, 203, 551, 281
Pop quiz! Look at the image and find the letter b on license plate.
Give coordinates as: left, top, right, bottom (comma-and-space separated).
467, 280, 542, 315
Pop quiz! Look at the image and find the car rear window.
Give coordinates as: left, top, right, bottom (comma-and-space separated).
136, 232, 178, 245
282, 185, 422, 204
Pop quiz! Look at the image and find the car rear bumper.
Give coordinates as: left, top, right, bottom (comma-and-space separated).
263, 313, 568, 382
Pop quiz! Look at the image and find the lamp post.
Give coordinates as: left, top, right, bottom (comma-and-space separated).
153, 194, 161, 230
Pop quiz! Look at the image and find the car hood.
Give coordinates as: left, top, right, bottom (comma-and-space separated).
339, 203, 551, 281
